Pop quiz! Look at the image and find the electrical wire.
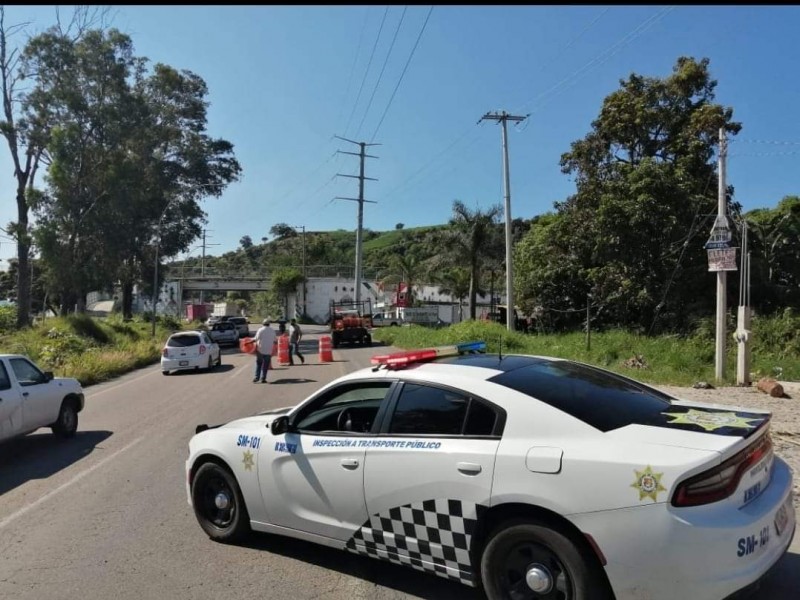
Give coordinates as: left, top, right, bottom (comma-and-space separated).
343, 6, 390, 139
380, 6, 669, 205
355, 6, 407, 139
370, 5, 434, 143
335, 6, 370, 135
515, 6, 675, 116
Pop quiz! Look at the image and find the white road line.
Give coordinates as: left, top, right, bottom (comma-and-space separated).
230, 361, 251, 380
86, 368, 160, 399
0, 436, 144, 531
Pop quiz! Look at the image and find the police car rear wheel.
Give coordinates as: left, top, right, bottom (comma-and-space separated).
481, 522, 606, 600
191, 462, 250, 543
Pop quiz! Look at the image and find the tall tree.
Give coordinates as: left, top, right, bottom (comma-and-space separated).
0, 6, 108, 326
746, 196, 800, 313
435, 266, 471, 321
440, 200, 502, 319
23, 27, 241, 318
516, 56, 741, 332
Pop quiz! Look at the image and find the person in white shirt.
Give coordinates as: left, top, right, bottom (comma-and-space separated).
253, 319, 276, 383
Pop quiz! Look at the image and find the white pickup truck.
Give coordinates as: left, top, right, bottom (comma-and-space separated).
0, 354, 85, 443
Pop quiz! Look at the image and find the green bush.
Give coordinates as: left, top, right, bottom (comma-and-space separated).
0, 305, 16, 333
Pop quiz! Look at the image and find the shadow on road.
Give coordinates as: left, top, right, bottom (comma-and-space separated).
756, 546, 800, 598
269, 378, 317, 385
169, 364, 235, 376
241, 532, 483, 599
0, 430, 113, 495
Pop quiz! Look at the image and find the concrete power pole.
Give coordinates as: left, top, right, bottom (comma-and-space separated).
715, 128, 728, 382
198, 229, 219, 305
479, 111, 527, 331
334, 135, 379, 305
294, 225, 307, 317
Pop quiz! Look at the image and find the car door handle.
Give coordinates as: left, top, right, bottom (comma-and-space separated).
457, 462, 482, 475
22, 392, 29, 397
340, 458, 360, 470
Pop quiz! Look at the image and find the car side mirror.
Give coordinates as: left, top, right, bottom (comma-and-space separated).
44, 371, 54, 382
271, 415, 290, 435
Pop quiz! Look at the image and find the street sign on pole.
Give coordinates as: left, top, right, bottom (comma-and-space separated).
707, 247, 738, 272
705, 215, 733, 249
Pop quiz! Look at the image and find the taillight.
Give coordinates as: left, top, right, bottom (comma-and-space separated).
162, 348, 169, 358
672, 433, 772, 507
199, 345, 206, 354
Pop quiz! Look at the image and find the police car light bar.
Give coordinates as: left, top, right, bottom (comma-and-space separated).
370, 341, 486, 368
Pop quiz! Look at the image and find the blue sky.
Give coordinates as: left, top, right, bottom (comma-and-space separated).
1, 5, 799, 265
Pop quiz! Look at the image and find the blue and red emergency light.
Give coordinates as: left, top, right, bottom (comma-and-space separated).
370, 341, 486, 368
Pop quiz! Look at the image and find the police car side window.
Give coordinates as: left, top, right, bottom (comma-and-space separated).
389, 383, 469, 435
294, 382, 392, 433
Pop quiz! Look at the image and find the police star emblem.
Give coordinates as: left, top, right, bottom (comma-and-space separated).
242, 450, 255, 471
631, 465, 666, 502
663, 408, 759, 432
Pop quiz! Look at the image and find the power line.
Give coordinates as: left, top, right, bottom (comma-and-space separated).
355, 6, 407, 139
335, 6, 370, 135
732, 139, 800, 145
729, 151, 800, 158
515, 6, 675, 115
370, 5, 434, 143
505, 7, 610, 101
379, 6, 666, 205
343, 6, 390, 139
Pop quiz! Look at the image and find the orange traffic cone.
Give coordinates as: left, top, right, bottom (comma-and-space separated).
319, 335, 333, 362
277, 334, 290, 366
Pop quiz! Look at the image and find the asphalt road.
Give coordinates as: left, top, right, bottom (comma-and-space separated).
0, 324, 797, 600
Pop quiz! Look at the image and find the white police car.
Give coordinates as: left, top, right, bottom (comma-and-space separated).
185, 341, 795, 600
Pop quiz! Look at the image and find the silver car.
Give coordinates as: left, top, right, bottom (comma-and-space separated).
208, 322, 239, 347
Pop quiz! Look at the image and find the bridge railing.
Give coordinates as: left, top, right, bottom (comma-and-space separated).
165, 265, 383, 281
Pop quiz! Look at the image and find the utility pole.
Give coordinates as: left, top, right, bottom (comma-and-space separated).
198, 228, 220, 305
735, 220, 752, 386
479, 111, 527, 331
334, 135, 380, 305
715, 129, 728, 382
295, 225, 307, 317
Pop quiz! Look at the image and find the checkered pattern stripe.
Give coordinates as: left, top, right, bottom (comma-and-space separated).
345, 499, 486, 586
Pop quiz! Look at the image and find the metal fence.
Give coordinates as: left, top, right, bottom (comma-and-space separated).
165, 265, 382, 281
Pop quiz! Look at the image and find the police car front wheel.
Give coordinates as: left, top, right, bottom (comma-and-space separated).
191, 462, 251, 543
480, 521, 610, 600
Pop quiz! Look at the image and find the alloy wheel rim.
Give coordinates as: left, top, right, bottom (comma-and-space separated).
498, 541, 572, 600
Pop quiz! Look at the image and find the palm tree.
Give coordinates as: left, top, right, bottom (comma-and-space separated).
435, 267, 471, 321
381, 253, 425, 307
442, 200, 503, 319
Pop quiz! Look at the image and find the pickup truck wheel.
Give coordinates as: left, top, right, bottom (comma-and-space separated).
51, 400, 78, 438
191, 462, 250, 543
365, 334, 372, 346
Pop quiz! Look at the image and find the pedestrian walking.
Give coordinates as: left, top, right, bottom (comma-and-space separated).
253, 319, 276, 383
288, 318, 305, 365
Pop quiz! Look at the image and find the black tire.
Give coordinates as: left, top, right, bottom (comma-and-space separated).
365, 334, 372, 346
51, 399, 79, 438
216, 352, 222, 368
191, 462, 251, 543
480, 520, 610, 600
162, 370, 170, 376
204, 355, 212, 371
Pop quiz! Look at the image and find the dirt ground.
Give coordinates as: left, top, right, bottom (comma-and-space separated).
656, 380, 800, 508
